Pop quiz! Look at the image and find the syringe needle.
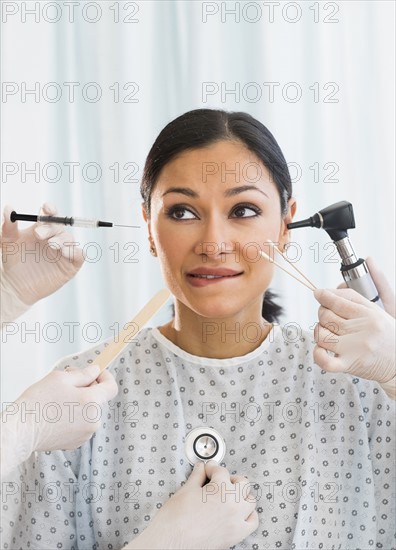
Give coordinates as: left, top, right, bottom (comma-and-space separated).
113, 224, 141, 228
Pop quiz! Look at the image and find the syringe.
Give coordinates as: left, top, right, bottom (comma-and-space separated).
10, 211, 140, 229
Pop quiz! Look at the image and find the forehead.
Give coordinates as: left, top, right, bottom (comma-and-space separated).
154, 140, 272, 188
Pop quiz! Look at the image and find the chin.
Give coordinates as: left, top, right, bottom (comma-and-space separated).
171, 282, 265, 319
187, 299, 246, 320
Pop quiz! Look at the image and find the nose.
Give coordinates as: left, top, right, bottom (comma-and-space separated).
194, 213, 237, 260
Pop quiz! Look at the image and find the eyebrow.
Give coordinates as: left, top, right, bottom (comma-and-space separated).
162, 185, 269, 199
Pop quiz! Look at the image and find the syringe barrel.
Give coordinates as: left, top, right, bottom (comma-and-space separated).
37, 215, 73, 225
71, 217, 98, 228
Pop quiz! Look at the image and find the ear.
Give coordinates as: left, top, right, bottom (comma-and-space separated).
141, 202, 148, 223
278, 198, 297, 249
141, 203, 153, 241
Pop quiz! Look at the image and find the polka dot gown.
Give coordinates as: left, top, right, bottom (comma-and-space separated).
1, 324, 395, 549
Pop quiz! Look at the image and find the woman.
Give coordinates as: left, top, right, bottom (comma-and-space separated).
3, 109, 394, 549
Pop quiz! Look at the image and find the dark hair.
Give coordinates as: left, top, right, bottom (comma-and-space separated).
140, 109, 293, 323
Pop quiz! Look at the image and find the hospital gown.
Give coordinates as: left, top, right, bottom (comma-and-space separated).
1, 323, 395, 550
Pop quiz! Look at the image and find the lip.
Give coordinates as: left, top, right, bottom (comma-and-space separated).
186, 268, 244, 287
187, 268, 243, 276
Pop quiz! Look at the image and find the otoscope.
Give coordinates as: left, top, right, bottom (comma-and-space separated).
287, 200, 384, 308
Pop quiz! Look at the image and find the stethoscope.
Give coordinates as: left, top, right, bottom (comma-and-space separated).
184, 427, 226, 465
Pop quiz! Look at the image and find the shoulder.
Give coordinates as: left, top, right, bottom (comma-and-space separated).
268, 323, 317, 362
272, 324, 394, 406
51, 326, 157, 372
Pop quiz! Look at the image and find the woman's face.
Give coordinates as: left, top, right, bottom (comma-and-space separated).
142, 140, 296, 319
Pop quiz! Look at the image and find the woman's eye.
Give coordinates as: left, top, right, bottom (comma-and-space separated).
232, 204, 261, 218
165, 206, 196, 220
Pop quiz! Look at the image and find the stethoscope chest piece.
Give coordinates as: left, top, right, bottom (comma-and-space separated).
185, 427, 226, 466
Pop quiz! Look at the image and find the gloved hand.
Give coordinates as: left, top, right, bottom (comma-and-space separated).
1, 202, 84, 323
125, 460, 259, 550
1, 365, 118, 476
313, 267, 395, 397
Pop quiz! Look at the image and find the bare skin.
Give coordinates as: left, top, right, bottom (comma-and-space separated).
142, 140, 297, 359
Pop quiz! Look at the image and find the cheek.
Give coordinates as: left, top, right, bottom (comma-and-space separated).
153, 219, 188, 253
260, 212, 283, 238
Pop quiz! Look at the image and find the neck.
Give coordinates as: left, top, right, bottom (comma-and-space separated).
158, 299, 273, 359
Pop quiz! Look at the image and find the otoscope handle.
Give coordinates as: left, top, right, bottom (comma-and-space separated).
342, 260, 384, 309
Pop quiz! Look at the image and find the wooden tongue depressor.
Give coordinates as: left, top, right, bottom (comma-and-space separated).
95, 288, 172, 372
259, 249, 316, 292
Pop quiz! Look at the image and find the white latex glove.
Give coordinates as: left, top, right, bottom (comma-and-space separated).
313, 283, 395, 399
125, 460, 259, 550
1, 203, 84, 323
330, 256, 396, 399
0, 365, 118, 477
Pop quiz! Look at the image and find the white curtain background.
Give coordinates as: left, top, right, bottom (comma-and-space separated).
1, 0, 395, 403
